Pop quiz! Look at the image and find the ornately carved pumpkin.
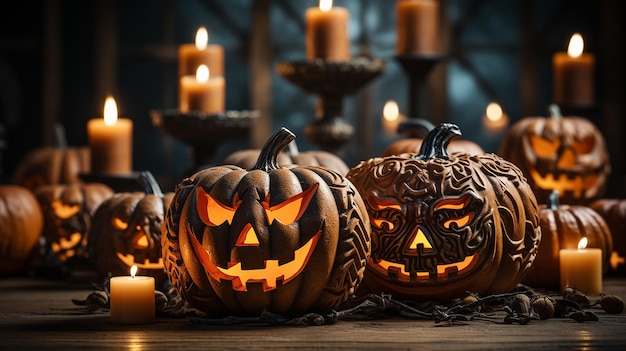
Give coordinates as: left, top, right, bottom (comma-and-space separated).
347, 123, 541, 302
88, 173, 173, 287
12, 146, 90, 191
590, 198, 626, 274
0, 185, 44, 275
35, 183, 114, 266
222, 140, 350, 175
382, 119, 485, 157
162, 127, 371, 316
499, 106, 610, 205
523, 191, 613, 290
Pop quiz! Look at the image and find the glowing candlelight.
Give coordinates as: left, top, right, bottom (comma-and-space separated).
559, 237, 603, 294
109, 265, 155, 324
87, 96, 133, 174
553, 33, 595, 106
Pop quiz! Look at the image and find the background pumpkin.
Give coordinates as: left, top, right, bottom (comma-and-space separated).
499, 105, 610, 205
523, 191, 613, 291
0, 185, 44, 276
162, 127, 371, 317
12, 146, 90, 192
590, 198, 626, 274
382, 119, 485, 157
347, 123, 541, 302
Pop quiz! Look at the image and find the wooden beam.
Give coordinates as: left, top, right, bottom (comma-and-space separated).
94, 0, 117, 103
42, 0, 61, 146
249, 0, 272, 148
520, 0, 537, 116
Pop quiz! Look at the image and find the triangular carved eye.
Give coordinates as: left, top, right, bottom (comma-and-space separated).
196, 187, 242, 226
262, 184, 318, 225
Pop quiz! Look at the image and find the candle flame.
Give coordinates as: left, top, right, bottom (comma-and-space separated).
578, 237, 588, 250
195, 26, 208, 50
103, 96, 118, 126
130, 265, 138, 279
319, 0, 332, 12
383, 101, 400, 122
485, 102, 503, 122
196, 64, 210, 82
567, 33, 584, 58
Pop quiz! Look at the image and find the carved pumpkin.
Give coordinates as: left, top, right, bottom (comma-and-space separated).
347, 123, 541, 302
162, 127, 371, 316
88, 173, 173, 287
222, 140, 350, 175
12, 146, 90, 191
523, 191, 613, 290
499, 106, 610, 205
382, 119, 485, 157
0, 185, 44, 275
35, 183, 114, 266
590, 198, 626, 274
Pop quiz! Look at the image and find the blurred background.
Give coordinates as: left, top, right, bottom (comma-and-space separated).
0, 0, 624, 194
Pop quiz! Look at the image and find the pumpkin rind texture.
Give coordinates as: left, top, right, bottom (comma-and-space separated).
590, 198, 626, 274
13, 147, 90, 191
162, 128, 371, 316
0, 185, 44, 275
347, 123, 541, 302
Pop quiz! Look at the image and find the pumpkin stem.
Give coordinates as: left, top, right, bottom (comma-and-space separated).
548, 104, 562, 120
396, 118, 435, 138
416, 123, 462, 160
287, 140, 300, 156
252, 127, 296, 172
139, 171, 163, 197
546, 190, 560, 210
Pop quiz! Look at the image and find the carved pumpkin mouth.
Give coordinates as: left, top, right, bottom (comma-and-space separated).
368, 254, 478, 281
529, 169, 599, 197
51, 232, 82, 252
189, 226, 322, 292
116, 253, 165, 270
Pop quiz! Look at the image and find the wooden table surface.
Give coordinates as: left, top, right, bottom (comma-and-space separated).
1, 274, 625, 350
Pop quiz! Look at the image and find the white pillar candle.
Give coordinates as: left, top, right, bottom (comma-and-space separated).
559, 237, 603, 294
109, 265, 155, 324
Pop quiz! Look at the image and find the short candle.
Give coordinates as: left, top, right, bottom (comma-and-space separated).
305, 0, 350, 61
109, 265, 155, 324
178, 26, 224, 79
87, 96, 133, 174
179, 64, 225, 114
552, 33, 595, 106
559, 237, 603, 294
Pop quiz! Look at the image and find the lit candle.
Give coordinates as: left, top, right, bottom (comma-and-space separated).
179, 65, 225, 114
382, 100, 406, 135
87, 96, 133, 174
179, 26, 224, 79
559, 237, 603, 294
109, 265, 155, 324
482, 102, 509, 134
552, 33, 595, 106
305, 0, 350, 61
396, 0, 439, 55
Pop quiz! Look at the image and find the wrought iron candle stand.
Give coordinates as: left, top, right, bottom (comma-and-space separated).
150, 109, 259, 171
395, 54, 445, 120
276, 57, 385, 154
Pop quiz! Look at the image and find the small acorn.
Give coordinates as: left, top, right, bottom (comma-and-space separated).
599, 295, 625, 314
461, 293, 482, 312
511, 294, 531, 317
532, 296, 555, 320
86, 290, 109, 313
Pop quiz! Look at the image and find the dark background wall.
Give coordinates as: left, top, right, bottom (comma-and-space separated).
0, 0, 624, 195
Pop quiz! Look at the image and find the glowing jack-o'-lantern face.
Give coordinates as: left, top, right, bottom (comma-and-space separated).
348, 123, 540, 302
500, 112, 610, 205
162, 128, 371, 317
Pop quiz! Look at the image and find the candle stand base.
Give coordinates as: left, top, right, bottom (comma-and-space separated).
395, 54, 445, 120
276, 57, 385, 154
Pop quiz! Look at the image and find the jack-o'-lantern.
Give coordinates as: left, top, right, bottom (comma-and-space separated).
222, 140, 350, 175
590, 198, 625, 274
88, 173, 173, 287
499, 105, 610, 205
382, 119, 485, 157
523, 191, 613, 290
162, 127, 371, 316
12, 146, 90, 191
35, 183, 114, 266
347, 123, 541, 302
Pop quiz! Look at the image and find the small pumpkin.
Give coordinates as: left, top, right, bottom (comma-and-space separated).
88, 172, 173, 287
222, 140, 350, 175
35, 182, 114, 266
162, 127, 371, 316
590, 198, 626, 274
382, 119, 485, 157
347, 123, 541, 302
523, 191, 613, 290
499, 105, 610, 205
12, 146, 90, 191
0, 185, 44, 275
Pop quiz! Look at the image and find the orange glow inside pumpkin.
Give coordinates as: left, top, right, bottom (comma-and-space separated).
51, 200, 80, 219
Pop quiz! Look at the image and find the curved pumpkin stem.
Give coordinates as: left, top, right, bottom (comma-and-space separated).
252, 127, 296, 172
416, 123, 462, 160
139, 171, 163, 197
546, 190, 560, 210
287, 140, 300, 156
396, 118, 435, 138
548, 104, 562, 120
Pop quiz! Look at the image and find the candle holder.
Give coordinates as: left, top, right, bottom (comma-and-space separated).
276, 57, 385, 154
150, 109, 259, 171
395, 54, 445, 119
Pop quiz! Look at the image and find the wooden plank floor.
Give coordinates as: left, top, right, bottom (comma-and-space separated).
1, 275, 625, 350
